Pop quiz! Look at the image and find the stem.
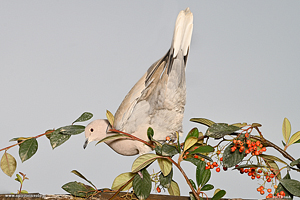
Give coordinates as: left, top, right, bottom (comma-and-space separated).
109, 129, 154, 149
0, 130, 54, 152
109, 176, 135, 200
166, 157, 200, 200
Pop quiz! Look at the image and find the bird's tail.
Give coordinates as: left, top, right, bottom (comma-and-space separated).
171, 7, 193, 58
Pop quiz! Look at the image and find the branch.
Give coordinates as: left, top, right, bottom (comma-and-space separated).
109, 129, 155, 149
167, 157, 200, 200
0, 130, 55, 152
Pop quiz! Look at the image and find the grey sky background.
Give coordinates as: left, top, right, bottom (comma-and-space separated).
1, 1, 300, 199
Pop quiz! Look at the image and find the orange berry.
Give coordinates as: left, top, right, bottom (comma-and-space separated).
274, 185, 278, 189
260, 190, 265, 195
255, 151, 260, 156
267, 188, 272, 193
231, 146, 236, 152
246, 140, 251, 145
201, 158, 205, 161
251, 141, 256, 146
166, 136, 170, 141
210, 165, 214, 169
259, 144, 263, 148
216, 167, 220, 172
244, 169, 249, 173
217, 150, 221, 155
257, 187, 262, 192
213, 162, 218, 167
279, 191, 285, 196
194, 155, 199, 159
156, 186, 161, 193
262, 147, 266, 151
245, 149, 250, 154
256, 141, 261, 146
245, 133, 249, 137
205, 166, 210, 170
233, 139, 237, 144
207, 162, 211, 166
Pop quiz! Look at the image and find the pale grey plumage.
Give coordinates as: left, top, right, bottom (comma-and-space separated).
84, 8, 193, 156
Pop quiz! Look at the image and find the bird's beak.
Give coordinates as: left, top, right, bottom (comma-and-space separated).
83, 138, 89, 149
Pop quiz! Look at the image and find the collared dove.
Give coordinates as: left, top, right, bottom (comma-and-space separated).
84, 8, 193, 156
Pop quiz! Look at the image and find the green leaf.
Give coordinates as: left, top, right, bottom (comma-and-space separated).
61, 181, 95, 198
49, 129, 71, 149
96, 134, 130, 145
201, 184, 214, 191
15, 174, 23, 184
132, 168, 151, 200
222, 142, 246, 168
71, 170, 96, 189
280, 179, 300, 196
195, 160, 207, 187
184, 137, 198, 152
291, 158, 300, 167
160, 169, 173, 188
263, 158, 281, 180
282, 140, 286, 147
277, 172, 293, 198
288, 131, 300, 146
231, 123, 247, 128
167, 180, 180, 196
20, 190, 28, 194
189, 145, 214, 154
205, 123, 240, 139
234, 164, 265, 169
131, 154, 159, 173
295, 138, 300, 144
282, 118, 291, 144
147, 127, 154, 141
59, 125, 85, 135
9, 137, 31, 142
155, 144, 179, 157
106, 110, 114, 127
185, 157, 205, 167
1, 152, 17, 177
111, 172, 135, 191
212, 189, 226, 200
19, 138, 38, 162
190, 118, 215, 127
188, 179, 196, 190
72, 112, 93, 124
157, 158, 172, 176
185, 128, 199, 141
259, 154, 288, 165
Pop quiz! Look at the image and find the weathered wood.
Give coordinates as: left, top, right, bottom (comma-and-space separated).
0, 192, 246, 200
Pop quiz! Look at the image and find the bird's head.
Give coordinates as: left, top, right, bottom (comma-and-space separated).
83, 119, 110, 149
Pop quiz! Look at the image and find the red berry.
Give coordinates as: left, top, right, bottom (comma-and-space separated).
213, 162, 218, 167
245, 149, 250, 154
245, 133, 249, 138
246, 140, 251, 145
267, 178, 271, 182
223, 166, 228, 171
194, 155, 199, 159
260, 190, 265, 195
231, 146, 236, 152
251, 176, 255, 180
166, 136, 170, 141
258, 169, 262, 173
156, 186, 161, 193
267, 188, 272, 193
216, 167, 220, 172
262, 147, 266, 151
270, 174, 274, 178
220, 157, 223, 161
255, 151, 260, 156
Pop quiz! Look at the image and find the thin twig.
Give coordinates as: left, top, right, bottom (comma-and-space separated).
109, 129, 155, 149
166, 157, 200, 200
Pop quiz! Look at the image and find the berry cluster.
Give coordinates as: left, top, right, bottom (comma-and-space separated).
205, 161, 221, 172
231, 136, 266, 156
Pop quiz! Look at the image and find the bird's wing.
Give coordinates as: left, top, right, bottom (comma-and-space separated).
114, 8, 193, 133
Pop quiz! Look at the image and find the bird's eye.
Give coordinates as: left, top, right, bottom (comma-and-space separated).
90, 128, 94, 132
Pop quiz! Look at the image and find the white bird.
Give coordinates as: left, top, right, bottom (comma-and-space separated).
84, 8, 193, 156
